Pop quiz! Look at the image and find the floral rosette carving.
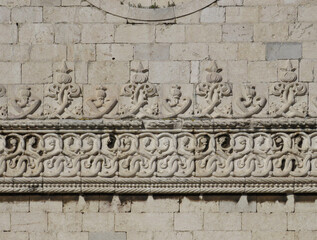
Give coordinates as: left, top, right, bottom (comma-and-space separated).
118, 63, 159, 119
44, 61, 82, 119
195, 61, 232, 117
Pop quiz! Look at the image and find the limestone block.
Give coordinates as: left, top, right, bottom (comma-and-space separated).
242, 213, 287, 231
170, 43, 208, 60
131, 195, 179, 213
156, 25, 185, 43
99, 195, 131, 213
63, 195, 99, 213
31, 0, 61, 6
57, 233, 89, 240
96, 44, 133, 61
30, 232, 57, 240
0, 44, 30, 62
77, 7, 106, 22
193, 231, 251, 240
308, 83, 317, 117
209, 43, 238, 60
252, 231, 295, 240
289, 23, 317, 41
222, 24, 253, 42
83, 213, 114, 232
0, 233, 29, 240
89, 232, 127, 240
153, 232, 192, 240
204, 213, 241, 230
0, 24, 17, 43
238, 43, 265, 61
68, 44, 95, 61
294, 196, 317, 212
190, 61, 200, 83
11, 213, 47, 232
0, 62, 21, 84
244, 0, 282, 5
288, 213, 317, 230
115, 25, 155, 43
260, 6, 297, 22
226, 7, 259, 23
115, 213, 173, 231
43, 7, 76, 22
248, 61, 278, 82
219, 195, 256, 213
174, 213, 203, 230
200, 7, 225, 23
19, 24, 54, 44
75, 62, 88, 83
88, 61, 129, 84
254, 23, 289, 42
299, 60, 317, 82
82, 24, 114, 43
30, 44, 66, 61
134, 44, 169, 61
105, 14, 127, 24
256, 195, 294, 213
12, 7, 42, 23
55, 24, 81, 44
227, 60, 247, 83
176, 11, 200, 24
295, 231, 317, 240
7, 84, 44, 118
0, 7, 10, 23
0, 213, 10, 231
149, 61, 190, 83
48, 213, 82, 232
303, 42, 317, 59
0, 196, 29, 212
266, 43, 302, 60
180, 196, 219, 212
127, 232, 153, 240
298, 5, 317, 22
186, 25, 221, 43
22, 62, 52, 84
217, 0, 243, 6
29, 196, 63, 213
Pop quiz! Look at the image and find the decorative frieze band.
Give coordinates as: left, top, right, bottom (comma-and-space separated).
0, 60, 314, 120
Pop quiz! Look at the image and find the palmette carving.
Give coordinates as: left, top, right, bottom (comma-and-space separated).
195, 61, 232, 117
0, 132, 316, 178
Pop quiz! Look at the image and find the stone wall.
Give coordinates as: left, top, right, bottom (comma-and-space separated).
1, 0, 317, 239
0, 194, 316, 240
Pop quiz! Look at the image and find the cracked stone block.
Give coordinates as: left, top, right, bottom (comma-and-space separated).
266, 42, 302, 60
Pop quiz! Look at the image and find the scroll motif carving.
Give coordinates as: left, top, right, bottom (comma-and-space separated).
0, 132, 316, 178
44, 61, 82, 119
270, 61, 307, 118
195, 61, 232, 117
119, 63, 159, 119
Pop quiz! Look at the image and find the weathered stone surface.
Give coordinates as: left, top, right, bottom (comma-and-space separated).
89, 232, 127, 240
266, 42, 302, 60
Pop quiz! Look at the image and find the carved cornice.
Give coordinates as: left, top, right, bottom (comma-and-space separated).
2, 60, 317, 193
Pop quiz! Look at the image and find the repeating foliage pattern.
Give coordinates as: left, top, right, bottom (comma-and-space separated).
0, 60, 313, 120
1, 131, 317, 178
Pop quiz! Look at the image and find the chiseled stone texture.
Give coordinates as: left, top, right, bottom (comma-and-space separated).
0, 194, 316, 239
